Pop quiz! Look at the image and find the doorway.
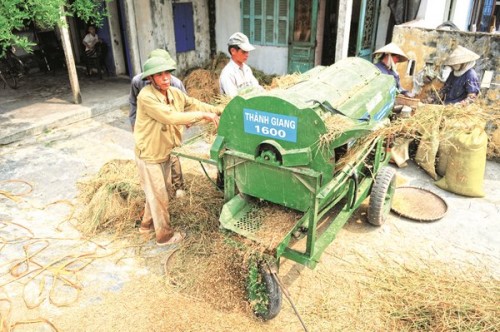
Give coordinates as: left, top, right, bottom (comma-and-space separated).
320, 0, 339, 65
288, 0, 319, 73
349, 0, 381, 60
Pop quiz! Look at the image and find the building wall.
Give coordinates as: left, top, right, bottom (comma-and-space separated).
176, 1, 211, 74
335, 0, 353, 62
377, 0, 475, 49
375, 0, 391, 49
416, 0, 448, 27
215, 0, 288, 75
125, 0, 211, 76
449, 0, 473, 30
393, 24, 499, 103
106, 0, 126, 75
416, 0, 474, 30
215, 0, 240, 54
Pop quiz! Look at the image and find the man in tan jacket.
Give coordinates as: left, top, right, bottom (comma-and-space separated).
135, 56, 221, 246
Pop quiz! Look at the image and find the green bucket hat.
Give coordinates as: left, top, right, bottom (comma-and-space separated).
148, 49, 175, 62
141, 56, 176, 80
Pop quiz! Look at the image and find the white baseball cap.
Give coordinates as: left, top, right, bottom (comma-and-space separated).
228, 32, 255, 52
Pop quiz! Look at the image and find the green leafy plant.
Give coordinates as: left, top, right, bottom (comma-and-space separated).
0, 0, 110, 56
246, 257, 270, 316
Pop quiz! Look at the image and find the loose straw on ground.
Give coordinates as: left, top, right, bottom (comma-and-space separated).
0, 179, 34, 202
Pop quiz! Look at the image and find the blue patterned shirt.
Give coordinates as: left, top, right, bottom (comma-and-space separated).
441, 69, 480, 104
375, 61, 408, 94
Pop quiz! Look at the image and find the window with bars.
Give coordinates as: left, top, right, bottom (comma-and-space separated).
242, 0, 289, 46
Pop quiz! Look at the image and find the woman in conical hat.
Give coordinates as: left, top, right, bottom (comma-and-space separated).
440, 46, 480, 105
373, 43, 413, 97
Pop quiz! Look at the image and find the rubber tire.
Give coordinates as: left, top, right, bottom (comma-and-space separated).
256, 266, 282, 321
368, 166, 396, 226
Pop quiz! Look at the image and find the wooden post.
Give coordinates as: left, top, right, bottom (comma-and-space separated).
315, 0, 326, 66
123, 0, 142, 76
335, 0, 353, 63
59, 13, 82, 104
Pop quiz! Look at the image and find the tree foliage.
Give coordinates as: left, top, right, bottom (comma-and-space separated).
0, 0, 109, 55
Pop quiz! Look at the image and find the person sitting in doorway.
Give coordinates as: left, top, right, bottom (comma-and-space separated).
373, 42, 414, 97
439, 45, 480, 105
82, 25, 101, 57
219, 32, 263, 97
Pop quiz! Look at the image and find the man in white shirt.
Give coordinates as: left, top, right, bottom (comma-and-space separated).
219, 32, 262, 97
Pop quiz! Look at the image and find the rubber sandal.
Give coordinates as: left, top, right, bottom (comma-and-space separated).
156, 231, 185, 246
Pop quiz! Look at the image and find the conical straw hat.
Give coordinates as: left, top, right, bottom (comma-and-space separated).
373, 43, 408, 62
444, 46, 480, 65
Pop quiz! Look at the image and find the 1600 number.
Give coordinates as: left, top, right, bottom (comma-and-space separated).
254, 125, 286, 138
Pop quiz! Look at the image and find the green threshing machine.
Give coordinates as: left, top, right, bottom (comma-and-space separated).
184, 57, 398, 319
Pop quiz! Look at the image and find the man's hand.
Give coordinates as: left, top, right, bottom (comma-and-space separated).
459, 94, 477, 106
202, 113, 220, 128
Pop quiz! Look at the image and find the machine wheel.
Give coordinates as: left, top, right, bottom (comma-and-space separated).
368, 166, 396, 226
247, 260, 282, 320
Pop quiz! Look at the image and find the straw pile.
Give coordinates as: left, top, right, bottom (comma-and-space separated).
362, 262, 499, 331
488, 125, 500, 159
74, 157, 499, 329
166, 172, 305, 313
207, 52, 231, 74
50, 253, 499, 331
77, 161, 300, 314
76, 159, 250, 311
320, 114, 357, 146
213, 94, 233, 108
77, 160, 144, 235
165, 172, 252, 312
251, 202, 302, 250
268, 73, 304, 89
399, 102, 500, 161
182, 52, 278, 105
253, 68, 277, 87
182, 53, 228, 104
165, 235, 250, 312
183, 69, 220, 103
323, 101, 500, 167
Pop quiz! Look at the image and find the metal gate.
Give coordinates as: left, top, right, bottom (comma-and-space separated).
356, 0, 381, 60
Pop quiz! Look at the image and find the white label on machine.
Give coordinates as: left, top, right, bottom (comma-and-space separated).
365, 92, 383, 113
243, 109, 298, 143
